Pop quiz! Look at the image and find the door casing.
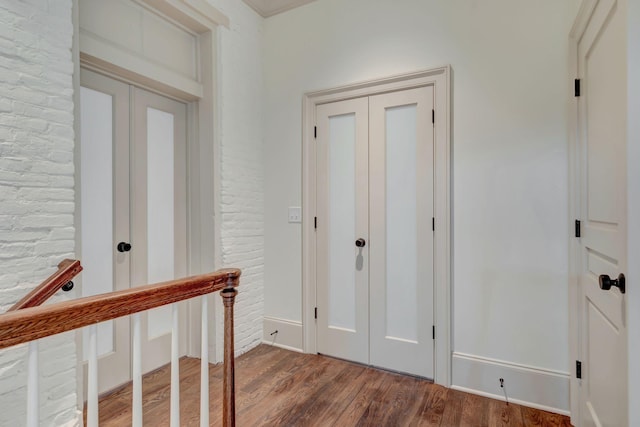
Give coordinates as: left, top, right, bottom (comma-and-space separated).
302, 67, 452, 386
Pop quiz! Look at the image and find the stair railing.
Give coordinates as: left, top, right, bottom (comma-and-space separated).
0, 264, 240, 427
8, 259, 82, 311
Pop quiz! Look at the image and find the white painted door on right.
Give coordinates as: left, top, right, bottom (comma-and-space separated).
369, 87, 434, 378
576, 0, 628, 425
316, 86, 434, 378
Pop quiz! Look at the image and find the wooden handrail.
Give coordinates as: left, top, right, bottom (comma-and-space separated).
8, 259, 83, 311
0, 268, 240, 350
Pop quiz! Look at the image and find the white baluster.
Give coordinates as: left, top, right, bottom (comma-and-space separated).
26, 340, 39, 427
170, 303, 180, 427
200, 296, 209, 427
132, 313, 142, 427
87, 324, 98, 427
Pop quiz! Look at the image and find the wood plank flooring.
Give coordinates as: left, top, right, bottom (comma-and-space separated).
89, 345, 572, 426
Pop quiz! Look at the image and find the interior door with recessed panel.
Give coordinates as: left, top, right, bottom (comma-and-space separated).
131, 87, 188, 373
79, 69, 131, 394
369, 87, 434, 378
576, 0, 628, 425
316, 97, 370, 364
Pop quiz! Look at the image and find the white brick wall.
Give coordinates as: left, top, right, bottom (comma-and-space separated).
0, 0, 264, 420
207, 0, 265, 356
0, 0, 79, 425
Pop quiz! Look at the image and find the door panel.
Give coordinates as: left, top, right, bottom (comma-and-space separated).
577, 0, 627, 425
316, 97, 369, 364
79, 69, 131, 394
132, 87, 188, 373
326, 113, 357, 331
146, 106, 178, 339
381, 104, 419, 342
369, 87, 434, 378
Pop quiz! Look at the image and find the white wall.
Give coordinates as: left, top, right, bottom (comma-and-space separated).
0, 0, 79, 425
263, 0, 581, 411
207, 0, 265, 355
627, 0, 640, 424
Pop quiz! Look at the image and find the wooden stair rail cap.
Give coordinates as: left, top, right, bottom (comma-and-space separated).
8, 259, 83, 311
0, 268, 240, 350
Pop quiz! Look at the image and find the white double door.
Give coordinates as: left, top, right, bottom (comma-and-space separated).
79, 69, 188, 394
316, 87, 434, 378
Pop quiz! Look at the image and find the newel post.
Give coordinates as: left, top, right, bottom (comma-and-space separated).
220, 269, 239, 427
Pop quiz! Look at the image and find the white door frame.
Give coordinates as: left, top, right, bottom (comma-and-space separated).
302, 66, 452, 386
71, 0, 228, 406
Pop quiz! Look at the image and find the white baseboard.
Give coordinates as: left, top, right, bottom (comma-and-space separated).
262, 316, 303, 352
452, 352, 570, 415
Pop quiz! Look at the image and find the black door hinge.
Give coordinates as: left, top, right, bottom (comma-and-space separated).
314, 126, 317, 139
432, 217, 435, 231
575, 220, 581, 238
314, 307, 318, 319
575, 79, 581, 97
314, 216, 317, 229
576, 360, 582, 379
432, 109, 435, 124
432, 325, 435, 340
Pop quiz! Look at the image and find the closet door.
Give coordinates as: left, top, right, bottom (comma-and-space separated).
316, 97, 370, 364
79, 69, 131, 393
316, 87, 435, 378
131, 87, 188, 373
369, 87, 434, 378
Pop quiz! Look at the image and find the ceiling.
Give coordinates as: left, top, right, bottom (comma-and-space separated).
242, 0, 318, 17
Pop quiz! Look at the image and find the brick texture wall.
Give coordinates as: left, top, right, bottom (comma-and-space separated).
0, 0, 264, 422
208, 0, 265, 356
0, 0, 79, 425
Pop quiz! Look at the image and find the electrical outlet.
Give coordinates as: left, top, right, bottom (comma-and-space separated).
499, 378, 504, 388
288, 207, 302, 223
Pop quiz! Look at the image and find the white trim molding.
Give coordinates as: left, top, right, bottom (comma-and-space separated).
78, 0, 228, 101
263, 317, 304, 352
242, 0, 317, 17
301, 66, 452, 386
140, 0, 229, 29
452, 352, 570, 415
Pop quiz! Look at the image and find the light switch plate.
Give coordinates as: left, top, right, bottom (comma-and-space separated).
288, 207, 302, 223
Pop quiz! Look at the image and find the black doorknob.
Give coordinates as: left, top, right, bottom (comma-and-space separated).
355, 238, 366, 248
117, 242, 132, 253
599, 273, 626, 294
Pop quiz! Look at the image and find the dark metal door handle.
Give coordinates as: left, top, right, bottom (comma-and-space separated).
117, 242, 132, 253
355, 238, 366, 248
599, 274, 625, 294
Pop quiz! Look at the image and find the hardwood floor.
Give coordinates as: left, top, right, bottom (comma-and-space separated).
89, 345, 572, 426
